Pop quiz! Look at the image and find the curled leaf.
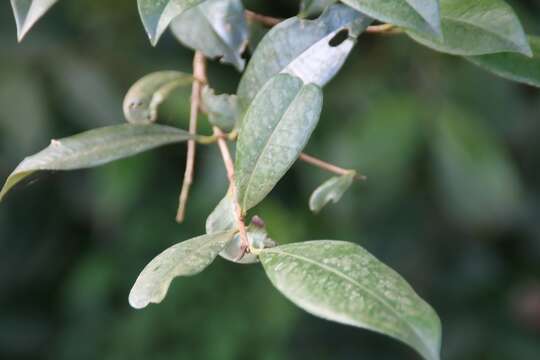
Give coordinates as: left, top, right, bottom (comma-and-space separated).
123, 71, 192, 124
309, 172, 356, 213
129, 231, 235, 309
201, 86, 240, 132
0, 124, 192, 201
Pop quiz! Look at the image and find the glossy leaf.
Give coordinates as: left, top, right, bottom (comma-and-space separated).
10, 0, 59, 41
309, 172, 356, 213
170, 0, 248, 71
342, 0, 441, 36
260, 241, 442, 360
235, 74, 323, 211
237, 5, 372, 109
432, 108, 523, 227
137, 0, 205, 45
0, 124, 192, 201
129, 231, 235, 309
407, 0, 532, 56
201, 86, 240, 132
123, 71, 192, 124
300, 0, 336, 17
467, 36, 540, 88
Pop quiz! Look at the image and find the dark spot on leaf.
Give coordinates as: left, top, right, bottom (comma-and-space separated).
329, 29, 349, 47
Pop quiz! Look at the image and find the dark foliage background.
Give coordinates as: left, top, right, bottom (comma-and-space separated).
1, 1, 540, 359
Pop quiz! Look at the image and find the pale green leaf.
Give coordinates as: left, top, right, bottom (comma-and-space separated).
309, 172, 356, 213
137, 0, 206, 45
238, 5, 372, 109
123, 71, 192, 124
220, 221, 276, 264
10, 0, 59, 41
407, 0, 532, 56
342, 0, 441, 36
0, 124, 192, 201
201, 86, 240, 132
432, 107, 523, 227
300, 0, 336, 17
205, 191, 236, 235
235, 74, 323, 211
206, 195, 276, 264
129, 231, 235, 309
467, 35, 540, 87
170, 0, 248, 71
260, 241, 442, 360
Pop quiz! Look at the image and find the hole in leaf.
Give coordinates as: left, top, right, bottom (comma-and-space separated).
329, 29, 349, 47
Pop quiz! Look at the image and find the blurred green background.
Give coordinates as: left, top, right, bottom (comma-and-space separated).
1, 1, 540, 359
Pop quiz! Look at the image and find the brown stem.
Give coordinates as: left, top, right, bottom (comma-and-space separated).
244, 9, 399, 35
245, 9, 283, 27
299, 153, 367, 181
176, 51, 206, 223
213, 126, 250, 256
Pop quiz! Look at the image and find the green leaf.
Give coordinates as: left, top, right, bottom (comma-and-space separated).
123, 71, 192, 124
235, 74, 323, 211
205, 191, 236, 234
129, 231, 235, 309
299, 0, 336, 17
237, 5, 372, 110
407, 0, 532, 56
260, 241, 442, 360
342, 0, 441, 36
137, 0, 206, 46
432, 107, 523, 227
309, 172, 356, 213
467, 36, 540, 87
170, 0, 248, 71
0, 124, 192, 201
201, 86, 240, 132
10, 0, 59, 41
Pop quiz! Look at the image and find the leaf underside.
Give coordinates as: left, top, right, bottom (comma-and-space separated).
11, 0, 59, 41
170, 0, 248, 71
137, 0, 206, 45
309, 172, 356, 213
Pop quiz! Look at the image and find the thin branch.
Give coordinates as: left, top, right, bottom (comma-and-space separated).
299, 153, 367, 181
176, 51, 206, 223
213, 126, 250, 257
245, 9, 283, 27
244, 9, 399, 35
365, 23, 402, 34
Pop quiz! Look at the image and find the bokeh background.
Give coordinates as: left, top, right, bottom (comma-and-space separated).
1, 1, 540, 359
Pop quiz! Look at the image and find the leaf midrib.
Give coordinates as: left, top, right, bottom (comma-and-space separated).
240, 85, 305, 210
264, 247, 434, 359
19, 131, 188, 172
